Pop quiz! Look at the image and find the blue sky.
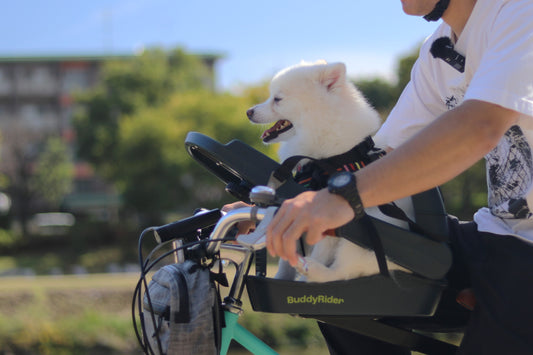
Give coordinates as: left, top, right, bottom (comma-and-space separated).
1, 0, 441, 91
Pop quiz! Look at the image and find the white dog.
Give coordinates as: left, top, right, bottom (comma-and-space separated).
246, 60, 413, 282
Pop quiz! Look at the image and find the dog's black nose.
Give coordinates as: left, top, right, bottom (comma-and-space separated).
246, 108, 254, 119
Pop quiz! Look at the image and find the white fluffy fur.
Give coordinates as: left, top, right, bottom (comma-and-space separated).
247, 61, 413, 282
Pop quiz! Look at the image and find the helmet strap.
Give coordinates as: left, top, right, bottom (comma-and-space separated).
423, 0, 450, 22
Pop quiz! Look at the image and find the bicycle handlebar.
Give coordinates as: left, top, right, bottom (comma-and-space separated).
207, 206, 272, 255
154, 208, 223, 244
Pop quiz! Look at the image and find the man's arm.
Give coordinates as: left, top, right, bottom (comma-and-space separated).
265, 99, 520, 266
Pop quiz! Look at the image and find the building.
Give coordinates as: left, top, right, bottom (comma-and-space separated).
0, 55, 106, 136
0, 52, 221, 221
0, 53, 219, 135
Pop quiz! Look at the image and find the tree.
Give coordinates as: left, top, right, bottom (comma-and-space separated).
73, 47, 274, 222
1, 126, 74, 236
1, 125, 40, 236
115, 90, 275, 223
30, 137, 74, 208
354, 47, 420, 117
395, 47, 419, 95
354, 78, 397, 114
73, 47, 212, 178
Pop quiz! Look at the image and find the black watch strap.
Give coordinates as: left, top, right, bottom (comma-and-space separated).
328, 172, 365, 220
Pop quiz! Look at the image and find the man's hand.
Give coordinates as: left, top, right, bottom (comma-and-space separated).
265, 188, 355, 267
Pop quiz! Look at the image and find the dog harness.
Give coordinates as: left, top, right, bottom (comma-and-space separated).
268, 136, 385, 191
267, 137, 428, 277
293, 136, 385, 190
268, 137, 394, 276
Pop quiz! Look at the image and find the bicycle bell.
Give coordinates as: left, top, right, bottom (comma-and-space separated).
249, 185, 276, 206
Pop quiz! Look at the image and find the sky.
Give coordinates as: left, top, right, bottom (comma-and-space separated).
0, 0, 441, 91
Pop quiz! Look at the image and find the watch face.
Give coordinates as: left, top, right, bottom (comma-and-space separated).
333, 173, 351, 187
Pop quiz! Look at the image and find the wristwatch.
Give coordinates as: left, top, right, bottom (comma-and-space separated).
327, 171, 365, 220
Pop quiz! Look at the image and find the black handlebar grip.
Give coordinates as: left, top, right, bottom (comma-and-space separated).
154, 209, 223, 244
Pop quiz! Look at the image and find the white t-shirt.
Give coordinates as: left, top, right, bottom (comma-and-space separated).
374, 0, 533, 243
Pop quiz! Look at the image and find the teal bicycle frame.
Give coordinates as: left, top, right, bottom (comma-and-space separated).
220, 311, 278, 355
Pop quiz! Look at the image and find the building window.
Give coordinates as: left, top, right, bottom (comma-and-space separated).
62, 68, 89, 93
0, 67, 12, 94
20, 103, 39, 123
18, 102, 57, 130
14, 65, 57, 95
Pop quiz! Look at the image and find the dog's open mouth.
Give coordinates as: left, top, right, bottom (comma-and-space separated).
261, 120, 294, 142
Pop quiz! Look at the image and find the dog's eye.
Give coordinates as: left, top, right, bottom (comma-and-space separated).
273, 97, 282, 104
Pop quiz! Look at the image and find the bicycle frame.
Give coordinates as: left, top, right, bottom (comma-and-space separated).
215, 207, 279, 355
220, 311, 278, 355
218, 270, 279, 354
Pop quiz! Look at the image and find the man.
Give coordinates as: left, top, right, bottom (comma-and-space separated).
265, 0, 533, 353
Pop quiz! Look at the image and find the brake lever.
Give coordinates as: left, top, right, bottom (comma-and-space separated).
236, 185, 281, 250
236, 206, 278, 250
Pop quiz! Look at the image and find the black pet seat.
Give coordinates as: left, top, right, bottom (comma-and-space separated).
185, 132, 466, 354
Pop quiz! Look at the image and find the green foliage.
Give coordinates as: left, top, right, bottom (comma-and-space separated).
30, 137, 74, 208
73, 47, 212, 177
240, 81, 271, 104
0, 275, 326, 354
0, 228, 19, 250
0, 132, 7, 190
115, 90, 275, 219
73, 90, 120, 174
0, 286, 136, 355
354, 46, 419, 117
354, 77, 397, 114
395, 46, 420, 94
73, 47, 275, 220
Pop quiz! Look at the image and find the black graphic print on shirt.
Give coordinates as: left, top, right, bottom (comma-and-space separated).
486, 125, 533, 219
443, 87, 532, 220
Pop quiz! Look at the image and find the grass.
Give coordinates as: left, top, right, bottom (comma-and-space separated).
0, 272, 328, 355
0, 273, 140, 355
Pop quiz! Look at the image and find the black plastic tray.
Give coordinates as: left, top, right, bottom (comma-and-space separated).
246, 271, 445, 317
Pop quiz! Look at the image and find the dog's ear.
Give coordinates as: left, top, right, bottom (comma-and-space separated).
320, 62, 347, 91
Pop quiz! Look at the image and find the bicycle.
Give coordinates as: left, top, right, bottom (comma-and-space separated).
132, 132, 469, 355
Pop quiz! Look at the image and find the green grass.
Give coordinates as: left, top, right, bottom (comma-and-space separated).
0, 273, 140, 355
0, 273, 327, 355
